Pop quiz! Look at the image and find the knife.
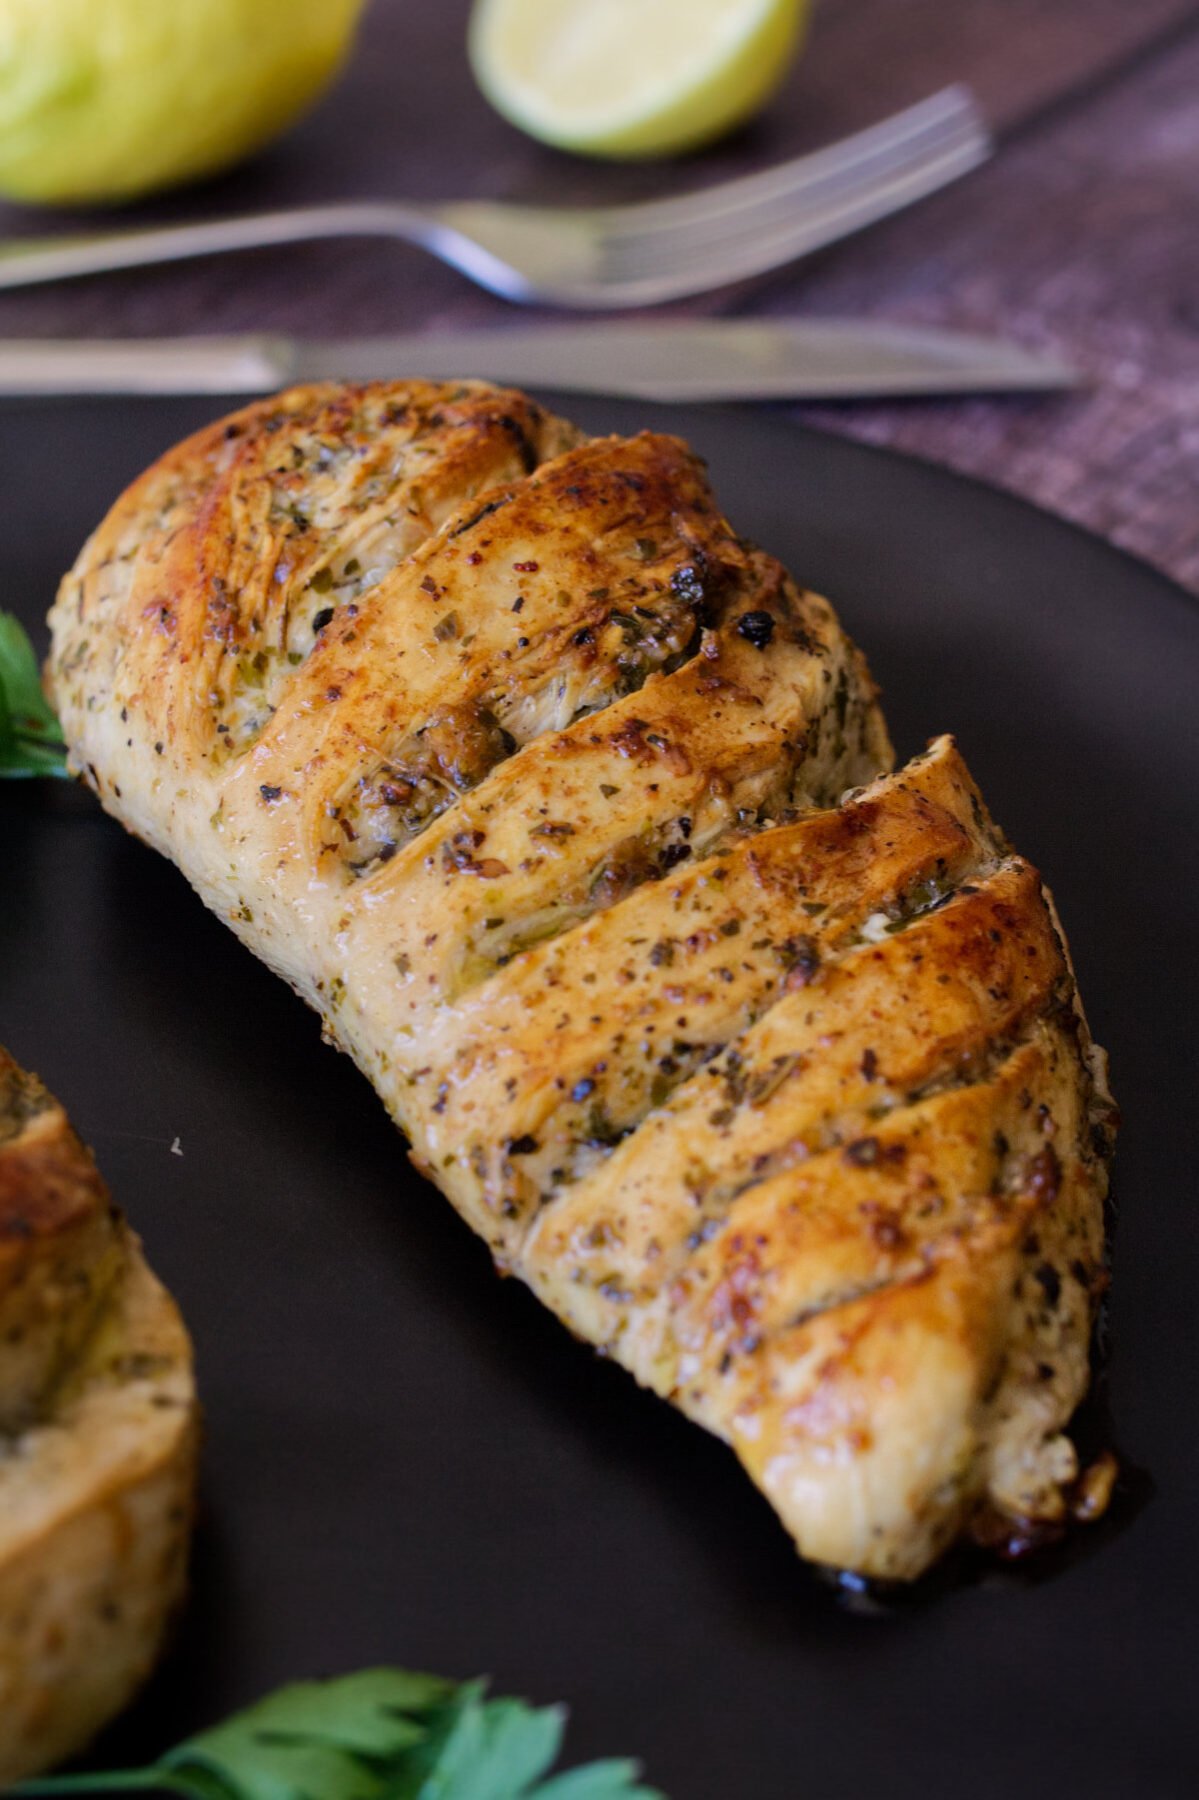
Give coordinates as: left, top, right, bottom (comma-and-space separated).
0, 321, 1077, 403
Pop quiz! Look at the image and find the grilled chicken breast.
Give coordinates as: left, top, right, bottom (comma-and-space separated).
46, 381, 1114, 1580
0, 1049, 198, 1783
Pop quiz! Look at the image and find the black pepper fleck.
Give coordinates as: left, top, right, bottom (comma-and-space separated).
736, 611, 775, 648
1034, 1263, 1062, 1308
843, 1136, 881, 1167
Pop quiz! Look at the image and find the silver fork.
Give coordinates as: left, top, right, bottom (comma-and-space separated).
0, 88, 988, 309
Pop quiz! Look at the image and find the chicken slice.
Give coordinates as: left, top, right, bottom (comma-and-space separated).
0, 1050, 198, 1783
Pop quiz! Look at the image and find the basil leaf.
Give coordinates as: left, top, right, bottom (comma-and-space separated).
0, 612, 68, 779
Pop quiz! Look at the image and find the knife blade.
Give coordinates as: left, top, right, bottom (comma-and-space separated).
0, 321, 1078, 403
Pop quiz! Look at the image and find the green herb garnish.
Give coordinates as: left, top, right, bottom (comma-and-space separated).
0, 613, 68, 779
13, 1668, 663, 1800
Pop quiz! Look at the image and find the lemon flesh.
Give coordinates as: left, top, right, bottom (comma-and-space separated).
0, 0, 365, 206
470, 0, 809, 159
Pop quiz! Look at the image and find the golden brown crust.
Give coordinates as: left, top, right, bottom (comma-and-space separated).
0, 1051, 198, 1781
0, 1051, 124, 1434
47, 380, 1112, 1580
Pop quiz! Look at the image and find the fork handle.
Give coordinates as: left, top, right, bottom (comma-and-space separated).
0, 202, 436, 291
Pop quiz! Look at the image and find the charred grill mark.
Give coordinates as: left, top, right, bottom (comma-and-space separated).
450, 494, 512, 538
499, 412, 541, 475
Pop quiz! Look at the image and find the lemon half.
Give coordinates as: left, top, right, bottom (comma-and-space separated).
0, 0, 365, 206
469, 0, 809, 160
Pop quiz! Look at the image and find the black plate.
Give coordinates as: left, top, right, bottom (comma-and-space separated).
2, 396, 1197, 1800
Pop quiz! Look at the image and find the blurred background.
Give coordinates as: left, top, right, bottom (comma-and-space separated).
0, 0, 1196, 587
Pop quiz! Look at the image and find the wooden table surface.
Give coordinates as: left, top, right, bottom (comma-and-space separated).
2, 0, 1196, 589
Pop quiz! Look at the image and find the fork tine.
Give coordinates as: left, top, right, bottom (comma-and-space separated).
596, 108, 988, 296
601, 86, 988, 236
603, 107, 987, 268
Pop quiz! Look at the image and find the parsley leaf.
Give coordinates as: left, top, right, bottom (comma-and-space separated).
165, 1669, 453, 1800
12, 1668, 663, 1800
410, 1687, 567, 1800
0, 612, 68, 780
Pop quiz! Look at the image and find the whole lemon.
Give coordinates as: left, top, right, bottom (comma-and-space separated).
0, 0, 366, 205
